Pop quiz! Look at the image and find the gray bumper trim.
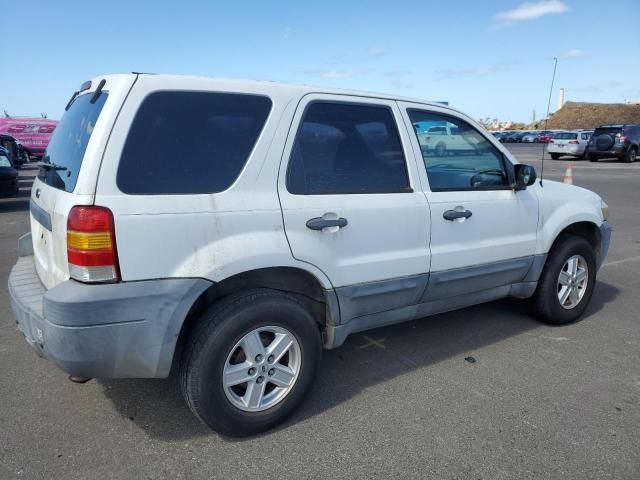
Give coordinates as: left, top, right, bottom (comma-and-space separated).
8, 255, 212, 378
598, 221, 612, 270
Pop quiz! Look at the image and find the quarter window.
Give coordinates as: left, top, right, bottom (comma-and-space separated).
117, 91, 272, 195
287, 102, 410, 195
408, 110, 509, 191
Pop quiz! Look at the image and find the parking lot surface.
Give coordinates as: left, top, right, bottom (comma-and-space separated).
1, 144, 639, 479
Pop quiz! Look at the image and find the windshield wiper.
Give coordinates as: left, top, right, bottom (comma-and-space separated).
37, 161, 68, 171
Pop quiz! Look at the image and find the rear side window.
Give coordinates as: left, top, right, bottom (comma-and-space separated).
286, 102, 409, 195
38, 92, 108, 192
554, 132, 578, 140
117, 91, 272, 195
593, 127, 622, 137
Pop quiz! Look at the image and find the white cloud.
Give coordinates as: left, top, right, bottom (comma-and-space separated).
282, 27, 293, 40
492, 0, 569, 29
307, 69, 355, 79
385, 70, 412, 78
367, 47, 387, 58
436, 62, 514, 79
570, 81, 623, 93
562, 48, 585, 58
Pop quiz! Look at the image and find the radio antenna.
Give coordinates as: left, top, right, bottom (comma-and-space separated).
539, 57, 558, 187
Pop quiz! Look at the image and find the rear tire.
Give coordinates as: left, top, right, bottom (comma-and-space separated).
530, 235, 596, 325
588, 154, 598, 162
624, 146, 637, 163
550, 153, 560, 160
180, 288, 321, 436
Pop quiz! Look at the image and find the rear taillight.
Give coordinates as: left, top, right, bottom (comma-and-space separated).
67, 206, 120, 283
568, 140, 579, 144
619, 135, 626, 143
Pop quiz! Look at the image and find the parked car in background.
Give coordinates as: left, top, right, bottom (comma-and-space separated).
416, 123, 478, 155
8, 74, 611, 436
586, 124, 639, 163
0, 134, 26, 168
0, 146, 19, 195
497, 131, 510, 142
15, 139, 30, 164
538, 132, 555, 143
500, 131, 517, 142
548, 130, 593, 160
0, 117, 58, 159
522, 132, 540, 143
511, 132, 526, 143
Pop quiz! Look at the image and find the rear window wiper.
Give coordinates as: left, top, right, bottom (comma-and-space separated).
37, 161, 68, 171
65, 91, 80, 111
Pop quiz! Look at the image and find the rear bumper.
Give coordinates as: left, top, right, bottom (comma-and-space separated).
586, 146, 625, 158
8, 241, 211, 378
547, 145, 583, 155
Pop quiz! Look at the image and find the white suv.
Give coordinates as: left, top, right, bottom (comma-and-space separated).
9, 74, 611, 436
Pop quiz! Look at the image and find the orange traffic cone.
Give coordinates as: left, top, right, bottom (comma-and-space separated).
563, 163, 573, 184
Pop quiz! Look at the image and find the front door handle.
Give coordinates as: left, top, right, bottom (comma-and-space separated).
443, 209, 472, 221
306, 217, 348, 231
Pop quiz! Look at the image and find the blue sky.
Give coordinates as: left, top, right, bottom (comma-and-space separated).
2, 0, 639, 122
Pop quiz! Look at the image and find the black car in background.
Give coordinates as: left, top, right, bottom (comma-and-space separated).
0, 133, 26, 168
0, 146, 19, 196
586, 124, 640, 163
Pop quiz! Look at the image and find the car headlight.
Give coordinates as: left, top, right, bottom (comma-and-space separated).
601, 200, 609, 221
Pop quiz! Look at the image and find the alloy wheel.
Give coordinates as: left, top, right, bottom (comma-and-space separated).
557, 254, 589, 309
223, 326, 301, 412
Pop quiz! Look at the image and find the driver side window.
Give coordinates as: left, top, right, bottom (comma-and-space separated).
408, 109, 509, 191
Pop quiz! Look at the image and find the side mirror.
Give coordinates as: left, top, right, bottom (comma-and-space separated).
514, 164, 537, 190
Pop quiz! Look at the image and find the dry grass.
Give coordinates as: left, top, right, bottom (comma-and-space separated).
547, 102, 640, 129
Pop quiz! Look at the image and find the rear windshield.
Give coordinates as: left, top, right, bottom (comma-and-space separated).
554, 132, 578, 140
38, 92, 108, 192
593, 127, 622, 136
117, 91, 272, 195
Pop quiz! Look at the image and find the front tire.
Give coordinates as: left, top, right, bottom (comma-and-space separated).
531, 235, 597, 325
180, 289, 321, 436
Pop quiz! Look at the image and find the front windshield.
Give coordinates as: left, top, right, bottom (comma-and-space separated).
0, 155, 12, 167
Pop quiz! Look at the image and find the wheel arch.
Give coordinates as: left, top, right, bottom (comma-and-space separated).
173, 266, 338, 368
547, 221, 602, 259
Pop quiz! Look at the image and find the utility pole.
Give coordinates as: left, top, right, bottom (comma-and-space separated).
531, 109, 536, 127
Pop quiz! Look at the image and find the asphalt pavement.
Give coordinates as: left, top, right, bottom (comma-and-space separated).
1, 145, 639, 479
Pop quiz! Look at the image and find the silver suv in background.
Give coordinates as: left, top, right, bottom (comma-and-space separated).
548, 130, 593, 160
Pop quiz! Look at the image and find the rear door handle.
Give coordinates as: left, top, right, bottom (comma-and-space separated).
306, 217, 348, 231
443, 209, 472, 221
